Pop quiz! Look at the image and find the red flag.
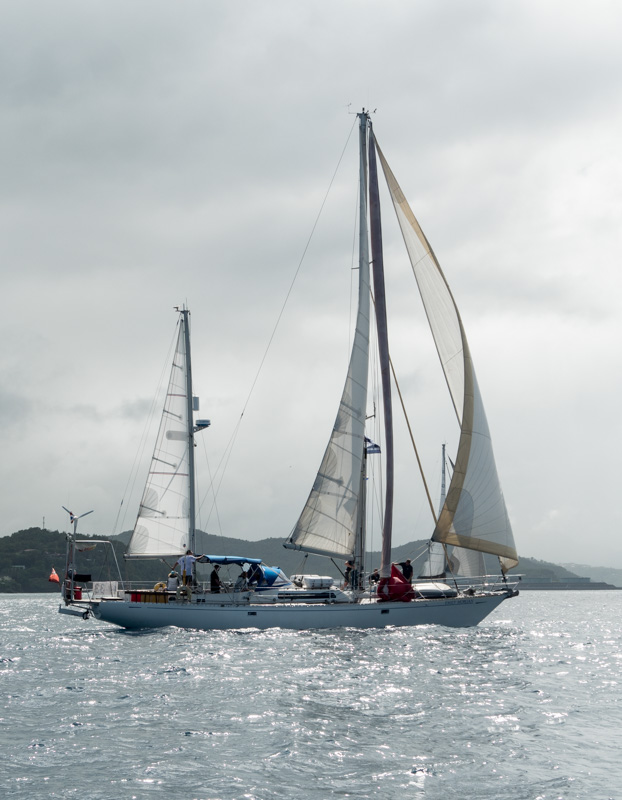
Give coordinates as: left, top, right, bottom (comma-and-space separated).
48, 568, 60, 584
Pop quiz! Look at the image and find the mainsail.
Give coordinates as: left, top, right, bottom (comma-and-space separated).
284, 116, 371, 560
126, 315, 193, 558
376, 144, 518, 572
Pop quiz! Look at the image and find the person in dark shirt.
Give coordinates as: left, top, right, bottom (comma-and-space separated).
210, 565, 221, 593
395, 559, 413, 583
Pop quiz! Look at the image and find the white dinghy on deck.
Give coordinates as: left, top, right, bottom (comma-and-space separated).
60, 112, 518, 631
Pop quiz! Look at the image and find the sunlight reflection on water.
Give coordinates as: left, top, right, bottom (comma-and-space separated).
1, 592, 621, 799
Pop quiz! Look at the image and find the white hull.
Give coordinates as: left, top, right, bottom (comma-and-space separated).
89, 591, 515, 631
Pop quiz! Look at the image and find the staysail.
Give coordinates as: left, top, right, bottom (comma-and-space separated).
126, 315, 193, 558
376, 143, 518, 572
419, 445, 486, 578
284, 116, 371, 560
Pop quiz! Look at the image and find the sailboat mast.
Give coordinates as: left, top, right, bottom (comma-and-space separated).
368, 125, 394, 578
181, 308, 196, 553
352, 110, 370, 580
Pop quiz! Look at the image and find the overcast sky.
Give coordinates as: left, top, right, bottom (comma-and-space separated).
2, 0, 621, 568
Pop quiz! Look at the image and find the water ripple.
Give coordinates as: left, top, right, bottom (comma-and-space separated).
0, 592, 621, 799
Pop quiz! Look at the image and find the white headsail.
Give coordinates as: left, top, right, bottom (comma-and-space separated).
126, 315, 193, 558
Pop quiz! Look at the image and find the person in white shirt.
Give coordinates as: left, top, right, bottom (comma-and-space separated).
176, 550, 202, 586
234, 571, 249, 592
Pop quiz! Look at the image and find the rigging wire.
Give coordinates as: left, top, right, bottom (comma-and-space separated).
239, 116, 359, 417
197, 117, 359, 521
348, 172, 361, 356
112, 320, 181, 537
196, 432, 224, 536
368, 289, 438, 527
365, 320, 384, 566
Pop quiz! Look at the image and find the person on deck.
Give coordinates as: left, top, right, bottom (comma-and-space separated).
167, 571, 180, 591
368, 568, 380, 586
394, 559, 414, 584
210, 565, 221, 594
234, 571, 249, 592
247, 563, 264, 586
344, 560, 360, 590
176, 550, 203, 586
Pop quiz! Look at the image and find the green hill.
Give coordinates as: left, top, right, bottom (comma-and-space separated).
0, 528, 165, 593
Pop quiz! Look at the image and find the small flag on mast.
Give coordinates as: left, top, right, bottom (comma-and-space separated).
365, 437, 381, 454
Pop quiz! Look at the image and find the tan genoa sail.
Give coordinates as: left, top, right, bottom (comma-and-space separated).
376, 144, 518, 572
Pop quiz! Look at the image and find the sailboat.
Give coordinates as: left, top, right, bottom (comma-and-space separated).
59, 111, 519, 630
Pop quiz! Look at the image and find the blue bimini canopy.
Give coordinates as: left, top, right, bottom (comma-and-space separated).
197, 555, 263, 566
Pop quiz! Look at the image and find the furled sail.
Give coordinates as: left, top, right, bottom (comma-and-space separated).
376, 143, 518, 572
126, 319, 192, 558
368, 127, 394, 578
285, 119, 371, 560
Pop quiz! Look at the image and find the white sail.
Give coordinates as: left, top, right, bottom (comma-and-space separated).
126, 319, 192, 558
376, 144, 518, 571
285, 121, 371, 560
419, 445, 486, 578
448, 546, 485, 578
419, 445, 449, 577
418, 541, 446, 578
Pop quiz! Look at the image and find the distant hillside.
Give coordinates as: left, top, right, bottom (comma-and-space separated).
511, 556, 619, 590
514, 556, 582, 582
560, 563, 622, 589
1, 527, 618, 591
111, 531, 569, 585
0, 528, 167, 593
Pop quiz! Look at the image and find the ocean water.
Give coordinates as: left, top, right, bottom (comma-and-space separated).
1, 592, 620, 800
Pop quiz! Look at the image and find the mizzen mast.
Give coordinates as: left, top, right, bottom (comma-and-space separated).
180, 308, 196, 552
